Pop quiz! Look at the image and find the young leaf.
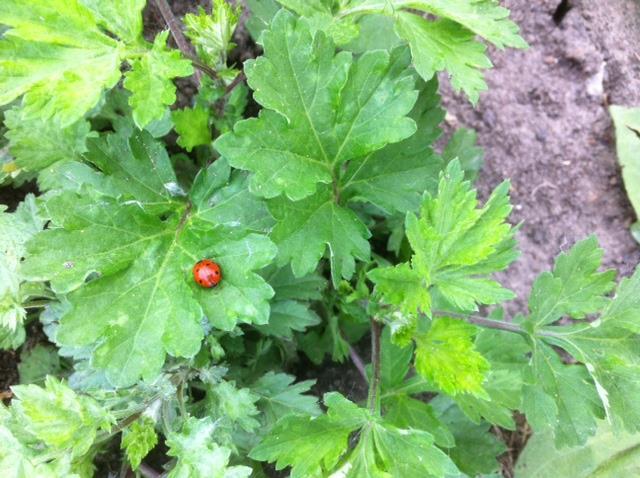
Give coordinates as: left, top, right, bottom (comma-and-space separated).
369, 160, 517, 316
415, 318, 489, 397
166, 417, 252, 478
0, 0, 192, 127
184, 2, 241, 68
22, 134, 276, 386
11, 377, 114, 457
123, 31, 194, 128
172, 105, 212, 152
122, 416, 158, 470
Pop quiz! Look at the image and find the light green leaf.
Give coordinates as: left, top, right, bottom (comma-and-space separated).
4, 107, 93, 172
22, 132, 276, 386
184, 2, 241, 67
415, 318, 489, 396
124, 31, 194, 128
166, 417, 252, 478
0, 0, 122, 126
173, 106, 212, 152
122, 416, 157, 470
207, 381, 260, 433
525, 236, 616, 330
515, 420, 640, 478
369, 160, 517, 316
610, 106, 640, 221
215, 10, 417, 201
0, 195, 43, 348
405, 0, 528, 49
11, 377, 114, 457
250, 392, 368, 478
79, 0, 146, 43
252, 372, 320, 425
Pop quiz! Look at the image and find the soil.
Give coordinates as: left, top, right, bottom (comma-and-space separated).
441, 0, 640, 313
1, 0, 640, 475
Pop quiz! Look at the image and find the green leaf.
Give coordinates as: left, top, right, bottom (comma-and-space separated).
11, 377, 114, 457
370, 421, 459, 477
173, 106, 212, 152
395, 14, 492, 104
0, 195, 43, 348
206, 381, 260, 433
255, 300, 321, 338
122, 416, 157, 470
415, 318, 489, 396
22, 132, 276, 386
442, 128, 484, 181
384, 395, 455, 448
340, 77, 445, 214
166, 417, 252, 478
184, 2, 241, 67
252, 372, 320, 425
405, 0, 528, 49
524, 236, 616, 330
215, 10, 417, 201
515, 420, 640, 478
432, 396, 507, 476
610, 106, 640, 232
18, 345, 62, 385
268, 189, 371, 283
250, 392, 368, 477
4, 107, 93, 172
0, 0, 123, 126
79, 0, 146, 43
369, 160, 517, 316
521, 341, 602, 447
124, 31, 194, 128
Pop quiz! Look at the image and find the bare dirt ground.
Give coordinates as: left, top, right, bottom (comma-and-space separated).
441, 0, 640, 312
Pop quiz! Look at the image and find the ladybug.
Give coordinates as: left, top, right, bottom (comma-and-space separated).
193, 259, 222, 288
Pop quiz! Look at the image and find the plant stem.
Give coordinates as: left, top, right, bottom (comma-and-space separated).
139, 463, 161, 478
435, 310, 528, 335
366, 319, 382, 414
348, 345, 368, 383
153, 0, 205, 83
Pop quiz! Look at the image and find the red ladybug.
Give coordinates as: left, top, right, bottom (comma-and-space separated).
193, 259, 222, 288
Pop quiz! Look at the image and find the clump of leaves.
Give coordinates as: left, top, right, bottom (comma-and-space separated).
0, 1, 639, 478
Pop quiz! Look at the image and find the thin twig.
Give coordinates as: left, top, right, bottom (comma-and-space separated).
139, 463, 161, 478
436, 310, 527, 335
153, 0, 204, 83
367, 319, 382, 414
214, 71, 247, 117
348, 346, 368, 383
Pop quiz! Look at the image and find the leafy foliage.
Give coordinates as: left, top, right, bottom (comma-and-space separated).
0, 0, 193, 129
2, 1, 638, 477
610, 105, 640, 242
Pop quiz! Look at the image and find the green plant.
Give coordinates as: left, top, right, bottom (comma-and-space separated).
1, 1, 639, 477
610, 105, 640, 243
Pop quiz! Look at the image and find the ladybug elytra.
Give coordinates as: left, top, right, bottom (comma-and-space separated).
193, 259, 222, 288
